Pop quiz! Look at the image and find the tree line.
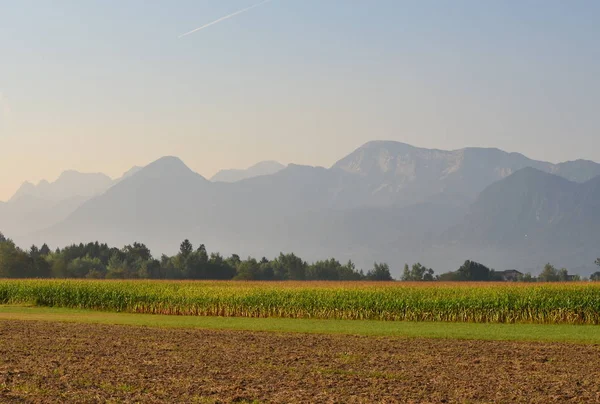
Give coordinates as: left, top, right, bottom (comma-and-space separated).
435, 261, 596, 282
400, 260, 595, 282
0, 232, 392, 281
0, 231, 598, 281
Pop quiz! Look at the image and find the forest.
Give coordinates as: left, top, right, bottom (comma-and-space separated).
0, 232, 392, 281
0, 231, 597, 281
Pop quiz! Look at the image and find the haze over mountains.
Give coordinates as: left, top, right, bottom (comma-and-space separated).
333, 141, 600, 207
9, 171, 113, 203
3, 141, 600, 276
447, 168, 600, 270
211, 161, 285, 183
0, 168, 140, 238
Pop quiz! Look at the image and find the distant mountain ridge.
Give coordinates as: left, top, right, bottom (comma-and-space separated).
211, 161, 285, 183
10, 171, 113, 203
8, 166, 146, 204
7, 140, 600, 276
1, 165, 144, 238
332, 141, 600, 206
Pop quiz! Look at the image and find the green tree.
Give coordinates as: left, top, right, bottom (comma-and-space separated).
105, 254, 130, 279
182, 250, 206, 279
401, 264, 410, 281
456, 260, 492, 281
179, 239, 193, 258
591, 272, 600, 281
67, 256, 106, 278
401, 263, 434, 281
436, 271, 459, 281
337, 260, 364, 281
160, 254, 180, 279
196, 244, 209, 264
307, 258, 343, 280
234, 258, 260, 280
123, 242, 152, 262
206, 252, 236, 279
226, 254, 242, 269
366, 262, 393, 281
31, 254, 52, 278
29, 245, 40, 258
139, 259, 161, 279
0, 239, 32, 278
538, 263, 559, 282
170, 241, 197, 278
45, 252, 68, 278
274, 253, 307, 280
558, 268, 569, 282
25, 244, 51, 277
517, 272, 536, 282
177, 244, 210, 279
39, 243, 51, 256
258, 258, 276, 280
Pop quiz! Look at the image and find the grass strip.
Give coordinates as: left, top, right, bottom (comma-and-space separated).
1, 305, 600, 344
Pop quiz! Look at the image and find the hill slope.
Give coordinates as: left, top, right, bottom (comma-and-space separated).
443, 168, 600, 273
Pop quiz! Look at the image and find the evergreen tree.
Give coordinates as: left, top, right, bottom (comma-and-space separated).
179, 239, 193, 258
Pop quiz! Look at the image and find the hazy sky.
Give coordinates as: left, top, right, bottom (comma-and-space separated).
1, 0, 599, 200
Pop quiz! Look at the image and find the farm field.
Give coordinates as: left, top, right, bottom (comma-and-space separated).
2, 279, 600, 324
3, 280, 600, 402
1, 319, 600, 403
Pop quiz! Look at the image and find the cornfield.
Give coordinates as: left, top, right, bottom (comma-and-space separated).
1, 279, 600, 324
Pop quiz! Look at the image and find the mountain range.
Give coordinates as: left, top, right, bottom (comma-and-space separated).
3, 141, 600, 276
9, 171, 113, 203
211, 161, 285, 183
0, 167, 141, 238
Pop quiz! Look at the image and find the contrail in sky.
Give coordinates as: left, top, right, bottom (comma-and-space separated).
179, 0, 274, 38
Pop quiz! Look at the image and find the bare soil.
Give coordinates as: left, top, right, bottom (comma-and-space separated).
1, 320, 599, 403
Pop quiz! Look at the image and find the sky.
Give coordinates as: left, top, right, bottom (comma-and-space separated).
1, 0, 599, 201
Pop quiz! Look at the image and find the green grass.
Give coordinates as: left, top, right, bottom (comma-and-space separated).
2, 305, 600, 344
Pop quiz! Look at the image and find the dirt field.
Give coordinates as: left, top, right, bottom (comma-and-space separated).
1, 320, 599, 403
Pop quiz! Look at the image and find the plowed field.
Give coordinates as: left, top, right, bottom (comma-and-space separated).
1, 320, 599, 403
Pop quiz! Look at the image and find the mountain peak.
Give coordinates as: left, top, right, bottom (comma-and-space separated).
58, 169, 81, 178
148, 155, 186, 165
332, 140, 440, 176
8, 181, 36, 202
145, 156, 190, 172
344, 140, 422, 158
137, 156, 206, 181
359, 140, 416, 149
17, 181, 35, 191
